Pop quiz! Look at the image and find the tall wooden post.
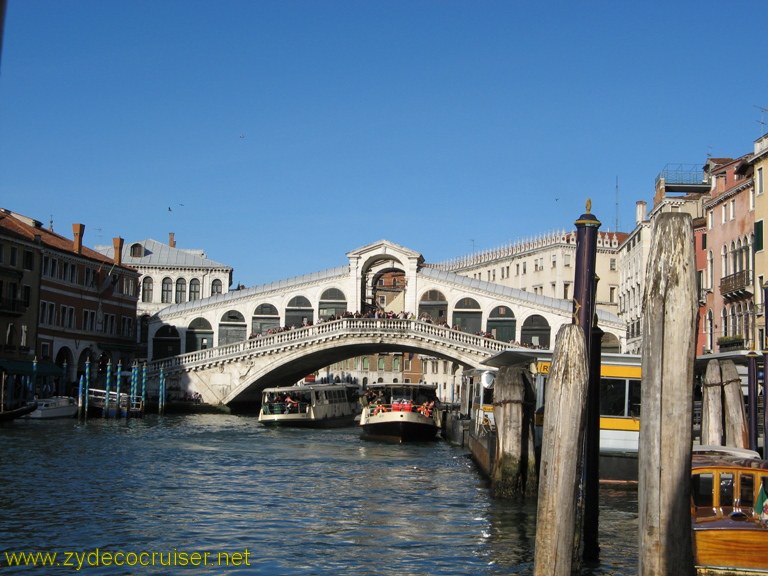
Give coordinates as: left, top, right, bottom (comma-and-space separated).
491, 365, 538, 497
533, 324, 589, 576
747, 350, 760, 452
700, 360, 723, 446
721, 359, 749, 448
764, 281, 768, 454
573, 200, 601, 561
638, 213, 696, 576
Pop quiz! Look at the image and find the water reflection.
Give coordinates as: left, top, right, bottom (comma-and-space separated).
0, 415, 638, 575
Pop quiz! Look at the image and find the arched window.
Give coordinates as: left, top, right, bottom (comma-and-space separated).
211, 279, 223, 295
175, 278, 186, 304
161, 277, 173, 304
130, 243, 143, 257
141, 277, 153, 303
189, 278, 200, 301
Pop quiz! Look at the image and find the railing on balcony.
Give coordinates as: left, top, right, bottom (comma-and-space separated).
0, 297, 27, 316
720, 270, 752, 298
717, 335, 745, 352
656, 163, 708, 186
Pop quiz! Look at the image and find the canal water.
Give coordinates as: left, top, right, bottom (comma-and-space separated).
0, 415, 638, 575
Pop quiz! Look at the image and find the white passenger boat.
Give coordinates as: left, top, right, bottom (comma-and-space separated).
22, 396, 77, 419
359, 383, 440, 442
258, 384, 361, 427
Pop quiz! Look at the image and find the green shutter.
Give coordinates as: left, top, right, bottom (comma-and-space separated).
755, 221, 764, 252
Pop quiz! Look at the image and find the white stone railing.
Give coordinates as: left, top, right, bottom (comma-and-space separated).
147, 318, 513, 375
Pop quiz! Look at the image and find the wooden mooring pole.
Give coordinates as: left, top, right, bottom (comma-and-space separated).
491, 365, 537, 498
700, 360, 724, 446
638, 212, 697, 576
533, 323, 589, 576
721, 359, 749, 449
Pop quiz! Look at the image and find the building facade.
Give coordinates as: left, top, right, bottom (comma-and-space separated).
430, 227, 627, 321
0, 210, 139, 395
95, 232, 233, 360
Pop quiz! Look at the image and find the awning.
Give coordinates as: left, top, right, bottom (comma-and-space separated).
0, 359, 65, 377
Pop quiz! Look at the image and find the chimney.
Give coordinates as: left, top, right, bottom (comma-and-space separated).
635, 200, 647, 225
72, 223, 85, 254
169, 232, 176, 248
112, 237, 124, 266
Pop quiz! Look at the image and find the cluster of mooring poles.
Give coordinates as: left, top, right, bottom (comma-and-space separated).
699, 290, 768, 455
529, 207, 699, 575
76, 359, 167, 420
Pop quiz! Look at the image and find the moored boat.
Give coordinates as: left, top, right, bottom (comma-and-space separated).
258, 383, 360, 428
0, 401, 38, 422
359, 382, 440, 442
691, 445, 768, 574
22, 396, 77, 419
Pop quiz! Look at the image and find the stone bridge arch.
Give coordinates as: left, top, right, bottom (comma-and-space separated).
149, 318, 512, 410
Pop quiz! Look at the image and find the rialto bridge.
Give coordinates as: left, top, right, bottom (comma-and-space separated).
146, 240, 624, 409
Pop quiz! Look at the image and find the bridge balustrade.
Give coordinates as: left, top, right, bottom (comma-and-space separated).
148, 318, 513, 375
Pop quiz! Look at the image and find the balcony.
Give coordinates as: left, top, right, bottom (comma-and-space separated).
718, 335, 745, 352
655, 163, 710, 194
720, 270, 752, 299
0, 297, 27, 316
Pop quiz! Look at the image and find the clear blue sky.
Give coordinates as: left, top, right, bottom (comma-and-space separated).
2, 1, 767, 287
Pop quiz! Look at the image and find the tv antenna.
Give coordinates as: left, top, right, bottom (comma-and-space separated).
614, 176, 620, 232
755, 105, 768, 134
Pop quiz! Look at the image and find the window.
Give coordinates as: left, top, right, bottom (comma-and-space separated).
10, 246, 17, 267
393, 356, 401, 371
610, 286, 616, 303
142, 277, 154, 303
722, 205, 727, 223
730, 199, 736, 220
755, 221, 764, 253
564, 254, 571, 267
23, 250, 34, 271
378, 357, 385, 370
702, 233, 707, 250
189, 278, 201, 301
161, 278, 172, 303
175, 278, 186, 304
121, 317, 133, 338
83, 309, 96, 332
610, 258, 616, 271
708, 210, 713, 229
211, 279, 223, 295
758, 167, 764, 195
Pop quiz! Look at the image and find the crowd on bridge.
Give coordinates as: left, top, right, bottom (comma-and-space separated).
244, 308, 546, 350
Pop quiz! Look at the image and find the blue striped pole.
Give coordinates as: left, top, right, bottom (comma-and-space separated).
130, 362, 138, 417
77, 374, 84, 420
84, 359, 90, 419
115, 361, 122, 417
159, 368, 165, 415
141, 363, 147, 416
104, 360, 112, 418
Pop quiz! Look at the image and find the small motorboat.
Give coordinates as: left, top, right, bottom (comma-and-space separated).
22, 396, 77, 419
691, 445, 768, 574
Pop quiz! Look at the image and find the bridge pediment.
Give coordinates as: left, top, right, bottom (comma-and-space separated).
346, 240, 424, 269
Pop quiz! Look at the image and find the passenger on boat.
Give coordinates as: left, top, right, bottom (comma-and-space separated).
417, 400, 435, 417
285, 394, 299, 412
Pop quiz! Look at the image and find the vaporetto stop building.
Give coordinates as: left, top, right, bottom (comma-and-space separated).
147, 240, 624, 408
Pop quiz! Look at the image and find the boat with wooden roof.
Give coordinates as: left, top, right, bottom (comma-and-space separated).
691, 445, 768, 574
